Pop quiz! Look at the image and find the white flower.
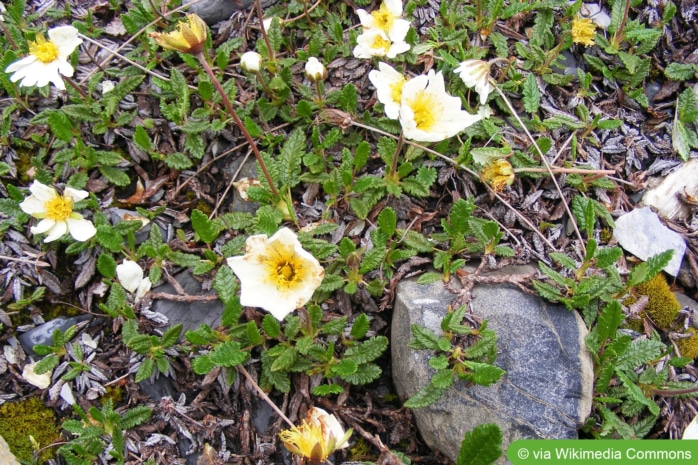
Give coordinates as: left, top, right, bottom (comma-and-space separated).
305, 57, 328, 82
454, 59, 493, 105
240, 51, 262, 73
101, 80, 115, 94
116, 259, 152, 302
353, 27, 409, 59
683, 414, 698, 439
19, 181, 96, 243
22, 361, 52, 389
0, 3, 5, 22
227, 228, 325, 321
356, 0, 410, 43
399, 70, 483, 142
5, 25, 82, 91
368, 62, 406, 119
279, 407, 351, 462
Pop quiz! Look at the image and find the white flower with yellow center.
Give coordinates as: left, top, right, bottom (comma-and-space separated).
399, 70, 483, 142
5, 25, 82, 91
353, 28, 409, 59
279, 407, 351, 463
19, 181, 96, 243
227, 228, 325, 321
454, 59, 493, 105
368, 62, 406, 120
357, 0, 410, 44
116, 259, 152, 302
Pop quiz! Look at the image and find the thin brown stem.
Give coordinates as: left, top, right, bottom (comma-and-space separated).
196, 53, 279, 198
64, 76, 88, 100
389, 132, 404, 176
237, 364, 294, 427
255, 0, 275, 61
515, 167, 615, 175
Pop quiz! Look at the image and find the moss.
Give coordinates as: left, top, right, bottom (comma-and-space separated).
347, 437, 375, 462
634, 274, 681, 330
101, 385, 125, 406
677, 328, 698, 359
0, 397, 62, 463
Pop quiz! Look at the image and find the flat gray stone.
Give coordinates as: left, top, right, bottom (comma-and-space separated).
17, 315, 93, 356
392, 269, 593, 463
184, 0, 253, 25
613, 207, 686, 276
0, 434, 20, 465
642, 159, 698, 221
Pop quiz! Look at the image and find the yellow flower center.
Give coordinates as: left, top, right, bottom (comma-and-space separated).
371, 34, 391, 52
44, 195, 73, 221
389, 78, 404, 104
264, 243, 305, 290
29, 34, 59, 64
371, 4, 395, 34
571, 16, 596, 47
409, 91, 439, 130
279, 421, 331, 463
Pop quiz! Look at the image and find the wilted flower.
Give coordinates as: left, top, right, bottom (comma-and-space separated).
305, 57, 328, 82
240, 51, 262, 73
149, 13, 207, 55
116, 259, 152, 302
571, 15, 596, 47
357, 0, 410, 43
353, 27, 409, 59
454, 59, 493, 105
576, 2, 611, 29
399, 70, 483, 142
19, 181, 96, 243
480, 159, 515, 192
227, 228, 325, 320
232, 177, 262, 201
683, 414, 698, 439
5, 25, 82, 91
368, 62, 406, 119
22, 361, 52, 389
263, 17, 284, 31
279, 407, 351, 464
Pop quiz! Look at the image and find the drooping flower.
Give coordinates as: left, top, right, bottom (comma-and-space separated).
399, 70, 483, 142
240, 51, 262, 73
279, 407, 351, 465
353, 27, 410, 59
356, 0, 410, 44
368, 62, 406, 119
683, 414, 698, 439
480, 159, 515, 192
305, 57, 328, 82
454, 59, 493, 105
19, 181, 96, 243
227, 228, 325, 320
571, 15, 596, 47
116, 259, 152, 302
575, 2, 611, 29
5, 25, 82, 91
149, 13, 208, 55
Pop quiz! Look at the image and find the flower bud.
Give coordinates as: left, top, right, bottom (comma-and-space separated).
149, 13, 208, 55
304, 57, 328, 82
240, 51, 262, 73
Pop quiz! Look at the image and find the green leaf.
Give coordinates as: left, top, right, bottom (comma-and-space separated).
340, 363, 381, 385
404, 381, 446, 408
665, 62, 697, 81
450, 198, 476, 235
417, 272, 444, 285
312, 383, 345, 396
645, 249, 674, 281
350, 313, 370, 339
164, 152, 193, 170
673, 119, 698, 162
345, 336, 388, 364
278, 128, 305, 188
408, 324, 441, 350
470, 147, 511, 166
271, 347, 297, 372
135, 358, 155, 383
522, 73, 540, 114
47, 110, 74, 142
616, 370, 659, 416
462, 361, 505, 386
213, 265, 238, 304
191, 209, 219, 243
457, 423, 503, 465
209, 341, 248, 367
192, 355, 215, 374
596, 300, 622, 343
99, 166, 131, 187
97, 254, 117, 279
161, 323, 182, 348
338, 83, 358, 112
431, 369, 455, 389
377, 207, 397, 237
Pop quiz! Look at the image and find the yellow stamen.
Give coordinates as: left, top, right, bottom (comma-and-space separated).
44, 195, 73, 221
409, 91, 438, 130
29, 34, 59, 63
371, 4, 395, 34
264, 243, 305, 290
390, 78, 404, 104
371, 34, 391, 52
571, 16, 596, 47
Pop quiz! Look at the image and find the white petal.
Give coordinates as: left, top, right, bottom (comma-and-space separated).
356, 9, 373, 28
66, 216, 96, 241
5, 54, 39, 74
48, 25, 82, 58
117, 260, 145, 293
683, 414, 698, 439
19, 196, 47, 216
28, 181, 58, 202
388, 19, 410, 43
31, 218, 56, 235
384, 0, 403, 16
60, 382, 76, 405
135, 278, 152, 302
43, 221, 68, 242
64, 186, 89, 202
22, 361, 52, 389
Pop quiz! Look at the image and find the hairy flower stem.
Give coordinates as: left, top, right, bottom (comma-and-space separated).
64, 76, 88, 100
253, 70, 273, 97
491, 81, 586, 255
389, 132, 404, 177
612, 0, 631, 48
238, 364, 293, 427
196, 53, 279, 198
255, 0, 275, 62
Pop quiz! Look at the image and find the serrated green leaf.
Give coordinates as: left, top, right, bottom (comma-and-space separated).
271, 347, 297, 372
161, 323, 182, 348
409, 324, 441, 350
522, 73, 540, 114
341, 363, 381, 385
97, 254, 117, 278
462, 361, 505, 386
350, 314, 370, 339
191, 209, 219, 243
135, 358, 155, 383
192, 355, 215, 374
345, 336, 388, 364
312, 383, 345, 396
209, 341, 248, 367
431, 369, 455, 389
404, 381, 446, 408
665, 62, 697, 81
457, 423, 502, 465
213, 265, 238, 304
377, 207, 397, 236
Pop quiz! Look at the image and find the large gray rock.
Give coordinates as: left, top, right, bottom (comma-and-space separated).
613, 207, 686, 277
184, 0, 254, 25
392, 268, 593, 463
